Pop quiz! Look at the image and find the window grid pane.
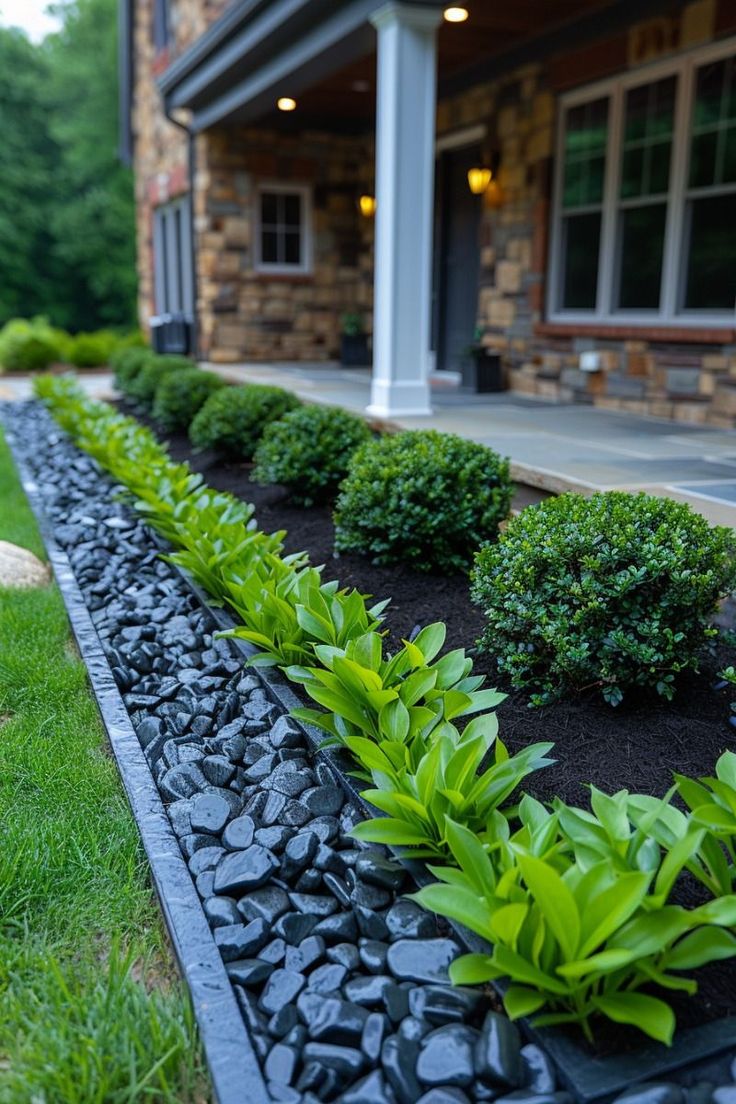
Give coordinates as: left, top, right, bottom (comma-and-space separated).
562, 97, 609, 209
620, 77, 675, 199
259, 190, 304, 268
689, 57, 736, 187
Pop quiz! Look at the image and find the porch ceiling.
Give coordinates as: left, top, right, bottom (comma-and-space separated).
160, 0, 675, 133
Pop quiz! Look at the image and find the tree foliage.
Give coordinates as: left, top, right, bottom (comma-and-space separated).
0, 0, 137, 331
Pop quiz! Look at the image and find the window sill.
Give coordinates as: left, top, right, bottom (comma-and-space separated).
535, 321, 735, 344
251, 271, 313, 283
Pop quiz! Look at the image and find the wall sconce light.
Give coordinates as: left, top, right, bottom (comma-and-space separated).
277, 96, 297, 112
359, 194, 377, 217
467, 167, 492, 194
467, 149, 502, 197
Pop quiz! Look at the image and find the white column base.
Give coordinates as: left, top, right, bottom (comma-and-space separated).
367, 378, 432, 419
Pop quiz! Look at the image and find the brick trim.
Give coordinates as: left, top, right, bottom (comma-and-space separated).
535, 322, 735, 345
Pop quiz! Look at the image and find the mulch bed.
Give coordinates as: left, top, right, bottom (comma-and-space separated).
125, 406, 736, 1033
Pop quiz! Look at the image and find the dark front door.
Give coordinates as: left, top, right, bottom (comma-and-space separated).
435, 146, 482, 373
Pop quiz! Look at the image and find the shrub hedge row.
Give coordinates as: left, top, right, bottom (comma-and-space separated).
0, 317, 144, 373
114, 351, 736, 706
34, 372, 736, 1047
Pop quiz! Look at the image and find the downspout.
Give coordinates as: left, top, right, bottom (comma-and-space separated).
164, 109, 200, 361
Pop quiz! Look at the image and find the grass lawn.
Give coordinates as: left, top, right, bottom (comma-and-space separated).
0, 428, 209, 1103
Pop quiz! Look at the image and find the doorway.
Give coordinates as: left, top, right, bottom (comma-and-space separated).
434, 144, 483, 374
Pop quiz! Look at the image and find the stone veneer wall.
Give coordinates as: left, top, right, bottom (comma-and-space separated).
196, 127, 375, 363
439, 0, 736, 427
133, 0, 736, 423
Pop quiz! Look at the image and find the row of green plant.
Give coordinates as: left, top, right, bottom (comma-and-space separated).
0, 316, 144, 372
113, 348, 514, 566
114, 350, 736, 709
35, 373, 736, 1048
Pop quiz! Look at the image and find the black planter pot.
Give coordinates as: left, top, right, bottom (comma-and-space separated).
340, 333, 371, 367
462, 347, 505, 393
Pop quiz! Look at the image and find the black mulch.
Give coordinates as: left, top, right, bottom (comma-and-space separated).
125, 407, 736, 1032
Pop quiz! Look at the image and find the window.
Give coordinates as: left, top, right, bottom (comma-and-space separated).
153, 197, 193, 318
255, 185, 312, 274
153, 0, 169, 51
549, 40, 736, 326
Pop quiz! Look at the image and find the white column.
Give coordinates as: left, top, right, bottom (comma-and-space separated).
367, 2, 441, 418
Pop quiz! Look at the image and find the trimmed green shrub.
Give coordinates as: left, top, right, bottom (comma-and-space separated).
126, 354, 193, 410
252, 404, 371, 505
0, 317, 65, 372
111, 346, 154, 393
66, 330, 118, 368
472, 490, 736, 706
333, 429, 513, 573
189, 384, 301, 459
152, 367, 225, 432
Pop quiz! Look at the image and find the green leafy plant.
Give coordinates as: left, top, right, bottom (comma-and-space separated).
126, 354, 193, 410
152, 367, 225, 432
472, 491, 736, 706
252, 404, 372, 506
341, 312, 364, 337
111, 346, 153, 393
334, 430, 512, 573
674, 750, 736, 880
222, 566, 387, 668
348, 725, 553, 858
287, 623, 502, 760
189, 384, 301, 459
65, 330, 118, 368
412, 810, 736, 1044
0, 317, 65, 371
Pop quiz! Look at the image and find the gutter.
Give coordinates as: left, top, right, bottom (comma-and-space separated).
163, 109, 200, 360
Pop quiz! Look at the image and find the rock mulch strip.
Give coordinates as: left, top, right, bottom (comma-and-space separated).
3, 400, 734, 1104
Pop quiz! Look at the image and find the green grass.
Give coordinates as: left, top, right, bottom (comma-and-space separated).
0, 429, 209, 1103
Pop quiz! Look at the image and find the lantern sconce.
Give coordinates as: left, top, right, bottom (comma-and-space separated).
467, 149, 502, 198
467, 167, 492, 195
359, 194, 377, 217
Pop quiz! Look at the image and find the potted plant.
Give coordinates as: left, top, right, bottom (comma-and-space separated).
339, 312, 371, 367
462, 327, 505, 393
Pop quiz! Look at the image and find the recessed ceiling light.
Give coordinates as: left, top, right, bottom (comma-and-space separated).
443, 6, 469, 22
277, 96, 297, 112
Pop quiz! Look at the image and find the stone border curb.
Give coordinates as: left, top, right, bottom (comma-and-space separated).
4, 434, 270, 1104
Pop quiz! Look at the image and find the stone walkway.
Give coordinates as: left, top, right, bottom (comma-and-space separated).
206, 363, 736, 528
4, 364, 736, 526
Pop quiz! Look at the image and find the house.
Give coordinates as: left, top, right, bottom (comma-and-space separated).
120, 0, 736, 426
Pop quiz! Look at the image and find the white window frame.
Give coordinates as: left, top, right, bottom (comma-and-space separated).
153, 196, 193, 317
254, 183, 313, 275
548, 36, 736, 328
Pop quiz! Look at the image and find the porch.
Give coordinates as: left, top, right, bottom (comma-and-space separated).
200, 360, 736, 526
158, 0, 736, 419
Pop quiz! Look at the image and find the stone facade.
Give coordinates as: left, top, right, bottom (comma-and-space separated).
131, 0, 736, 424
445, 0, 736, 427
196, 127, 374, 363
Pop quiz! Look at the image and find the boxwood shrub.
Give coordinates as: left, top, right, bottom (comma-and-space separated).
472, 490, 736, 706
189, 384, 301, 459
333, 429, 513, 573
0, 318, 65, 372
152, 367, 225, 432
126, 354, 193, 410
66, 331, 118, 368
252, 404, 371, 505
111, 346, 153, 393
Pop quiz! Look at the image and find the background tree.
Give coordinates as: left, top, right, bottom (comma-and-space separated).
0, 0, 137, 331
0, 29, 59, 321
46, 0, 137, 330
